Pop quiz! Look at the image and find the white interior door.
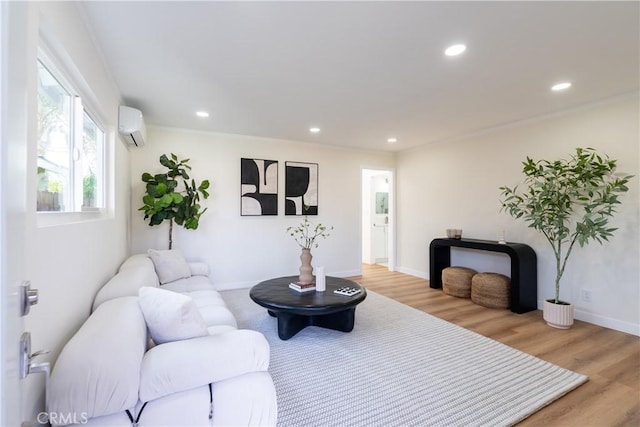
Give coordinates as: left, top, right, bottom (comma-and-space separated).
1, 1, 28, 425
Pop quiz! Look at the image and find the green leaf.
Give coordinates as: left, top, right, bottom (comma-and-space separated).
146, 183, 160, 197
154, 174, 168, 184
149, 213, 164, 226
159, 193, 174, 207
156, 182, 168, 196
159, 154, 171, 168
171, 193, 184, 204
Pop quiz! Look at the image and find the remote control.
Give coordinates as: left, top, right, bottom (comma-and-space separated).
333, 286, 361, 296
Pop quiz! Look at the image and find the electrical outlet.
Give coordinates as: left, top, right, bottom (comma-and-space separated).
581, 289, 592, 303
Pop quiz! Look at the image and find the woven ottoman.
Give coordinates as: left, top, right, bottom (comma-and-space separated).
442, 266, 477, 298
471, 273, 511, 309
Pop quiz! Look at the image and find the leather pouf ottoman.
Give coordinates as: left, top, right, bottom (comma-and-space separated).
442, 266, 477, 298
471, 273, 510, 309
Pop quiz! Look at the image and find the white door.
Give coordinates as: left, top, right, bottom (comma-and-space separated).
1, 1, 29, 425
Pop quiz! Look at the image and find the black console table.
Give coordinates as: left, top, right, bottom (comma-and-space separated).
429, 238, 537, 314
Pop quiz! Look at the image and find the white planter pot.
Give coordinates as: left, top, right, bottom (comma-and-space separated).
543, 299, 574, 329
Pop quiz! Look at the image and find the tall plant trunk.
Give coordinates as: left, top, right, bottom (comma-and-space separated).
553, 235, 564, 304
553, 235, 579, 304
169, 219, 173, 250
554, 244, 562, 304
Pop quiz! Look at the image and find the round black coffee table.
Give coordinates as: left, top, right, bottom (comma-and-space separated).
250, 276, 367, 340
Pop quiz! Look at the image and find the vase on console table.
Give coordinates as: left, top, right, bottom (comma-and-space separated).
299, 248, 314, 284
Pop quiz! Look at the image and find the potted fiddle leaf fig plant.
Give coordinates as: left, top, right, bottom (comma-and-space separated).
139, 153, 210, 249
500, 147, 632, 329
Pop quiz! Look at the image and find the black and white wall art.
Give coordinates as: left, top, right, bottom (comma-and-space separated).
285, 161, 318, 215
241, 158, 278, 216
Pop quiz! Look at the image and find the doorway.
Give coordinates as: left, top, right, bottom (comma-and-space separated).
361, 168, 394, 271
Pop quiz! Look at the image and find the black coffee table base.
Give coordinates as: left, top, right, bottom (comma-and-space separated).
268, 308, 356, 340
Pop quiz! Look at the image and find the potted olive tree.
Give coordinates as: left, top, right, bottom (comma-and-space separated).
500, 147, 632, 329
139, 153, 210, 249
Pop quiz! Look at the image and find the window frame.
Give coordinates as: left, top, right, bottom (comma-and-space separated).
36, 45, 109, 224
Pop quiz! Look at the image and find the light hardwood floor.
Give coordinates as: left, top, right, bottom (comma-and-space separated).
350, 264, 640, 427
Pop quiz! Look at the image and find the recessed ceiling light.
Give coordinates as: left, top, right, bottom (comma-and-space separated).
445, 44, 466, 57
309, 127, 321, 133
387, 137, 398, 143
551, 82, 572, 91
196, 111, 209, 118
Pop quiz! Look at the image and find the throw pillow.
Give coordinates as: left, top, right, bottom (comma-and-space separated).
147, 249, 191, 285
138, 287, 209, 344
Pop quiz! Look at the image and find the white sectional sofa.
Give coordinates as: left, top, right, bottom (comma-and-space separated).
48, 251, 277, 426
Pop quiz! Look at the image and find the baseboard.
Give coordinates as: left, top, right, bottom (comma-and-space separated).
395, 266, 429, 280
576, 311, 639, 336
535, 300, 640, 336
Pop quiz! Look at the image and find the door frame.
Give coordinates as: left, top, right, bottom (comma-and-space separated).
1, 1, 29, 425
361, 167, 396, 272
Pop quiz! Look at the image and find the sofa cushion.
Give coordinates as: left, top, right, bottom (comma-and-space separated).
125, 372, 277, 427
92, 263, 159, 312
139, 330, 270, 402
187, 261, 210, 277
182, 290, 238, 328
161, 275, 215, 292
147, 249, 192, 285
207, 325, 237, 335
138, 287, 209, 344
198, 305, 238, 329
49, 297, 147, 424
161, 280, 238, 328
119, 253, 156, 272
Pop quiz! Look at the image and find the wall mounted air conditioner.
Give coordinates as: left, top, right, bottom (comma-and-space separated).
118, 106, 146, 147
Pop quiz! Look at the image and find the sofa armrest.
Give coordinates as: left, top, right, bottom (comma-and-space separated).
188, 261, 209, 277
139, 329, 270, 402
49, 297, 147, 424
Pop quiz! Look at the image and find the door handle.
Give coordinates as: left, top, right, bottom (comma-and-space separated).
19, 332, 50, 379
20, 281, 38, 316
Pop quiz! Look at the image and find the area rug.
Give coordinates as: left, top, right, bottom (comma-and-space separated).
221, 288, 588, 426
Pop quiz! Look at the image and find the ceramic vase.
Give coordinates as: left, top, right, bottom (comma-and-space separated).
299, 248, 314, 284
543, 299, 574, 329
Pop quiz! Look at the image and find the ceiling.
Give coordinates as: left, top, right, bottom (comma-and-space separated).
79, 1, 639, 152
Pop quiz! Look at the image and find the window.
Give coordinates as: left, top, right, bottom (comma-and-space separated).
37, 59, 104, 212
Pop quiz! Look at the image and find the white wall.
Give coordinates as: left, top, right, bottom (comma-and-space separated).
130, 127, 395, 288
396, 95, 640, 335
21, 2, 130, 420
